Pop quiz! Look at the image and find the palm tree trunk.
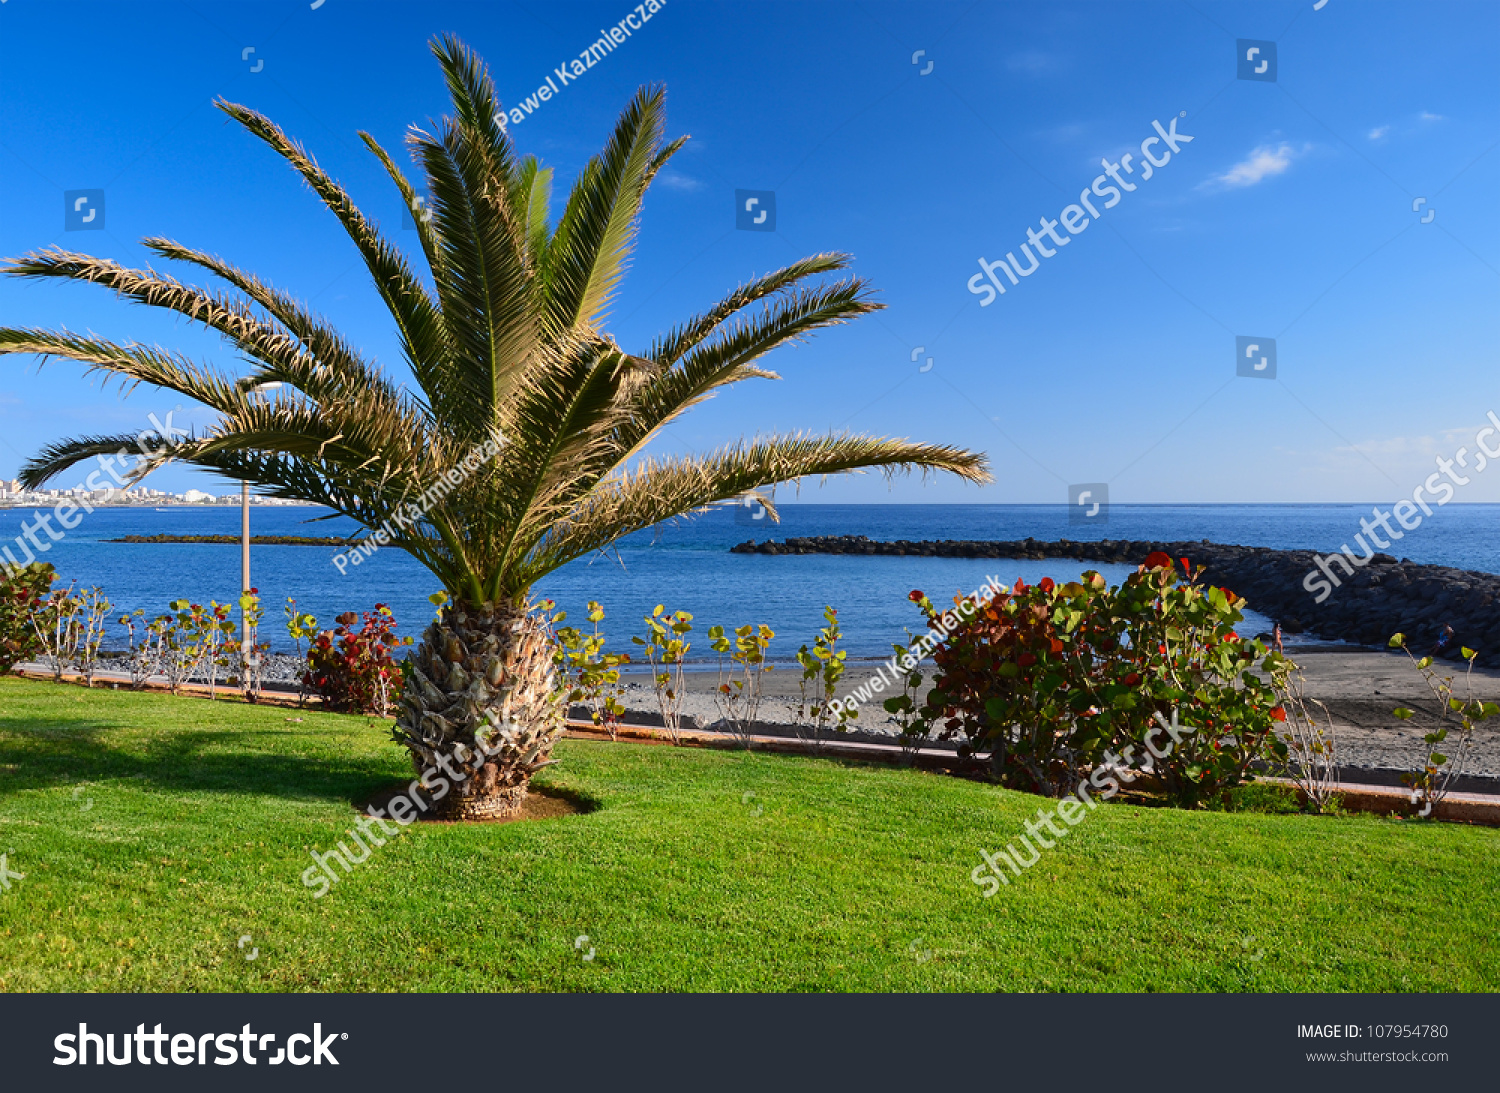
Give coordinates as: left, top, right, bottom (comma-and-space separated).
395, 598, 564, 820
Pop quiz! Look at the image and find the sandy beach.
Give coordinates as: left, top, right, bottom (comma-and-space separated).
608, 645, 1500, 785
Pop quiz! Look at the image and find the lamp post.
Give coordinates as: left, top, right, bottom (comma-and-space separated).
240, 382, 282, 663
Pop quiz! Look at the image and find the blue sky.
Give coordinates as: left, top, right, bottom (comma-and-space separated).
1, 0, 1496, 506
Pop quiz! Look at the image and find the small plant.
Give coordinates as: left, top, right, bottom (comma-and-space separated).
1388, 633, 1497, 818
72, 587, 113, 688
0, 562, 56, 673
146, 611, 191, 695
285, 598, 320, 706
29, 580, 86, 682
708, 623, 775, 748
1270, 657, 1340, 813
633, 605, 694, 744
170, 600, 237, 699
305, 605, 413, 715
233, 588, 270, 701
554, 601, 631, 740
882, 634, 927, 765
29, 582, 112, 685
117, 608, 156, 689
791, 606, 855, 753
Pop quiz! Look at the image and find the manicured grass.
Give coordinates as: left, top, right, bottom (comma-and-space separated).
0, 674, 1496, 992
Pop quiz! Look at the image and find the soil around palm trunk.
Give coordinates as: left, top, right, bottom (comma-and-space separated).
356, 784, 589, 824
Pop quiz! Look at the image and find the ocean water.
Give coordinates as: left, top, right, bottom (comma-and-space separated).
2, 503, 1496, 662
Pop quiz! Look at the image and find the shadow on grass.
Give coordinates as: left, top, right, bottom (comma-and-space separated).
0, 705, 402, 806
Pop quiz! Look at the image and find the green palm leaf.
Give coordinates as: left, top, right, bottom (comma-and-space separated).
0, 34, 990, 609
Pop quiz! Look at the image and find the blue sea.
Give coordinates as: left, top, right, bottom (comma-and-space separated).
3, 503, 1496, 662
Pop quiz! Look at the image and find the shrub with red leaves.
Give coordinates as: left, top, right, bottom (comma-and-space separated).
304, 604, 413, 715
0, 563, 56, 673
902, 557, 1289, 806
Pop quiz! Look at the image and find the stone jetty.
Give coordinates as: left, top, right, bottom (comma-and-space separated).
730, 535, 1500, 667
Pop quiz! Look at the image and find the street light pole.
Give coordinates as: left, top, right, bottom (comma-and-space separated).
239, 381, 282, 666
240, 478, 252, 658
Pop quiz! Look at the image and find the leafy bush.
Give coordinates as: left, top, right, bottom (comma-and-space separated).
554, 601, 632, 739
304, 605, 412, 715
906, 552, 1289, 807
792, 606, 855, 752
1388, 633, 1498, 816
0, 563, 56, 673
633, 604, 694, 744
709, 623, 775, 748
284, 598, 320, 706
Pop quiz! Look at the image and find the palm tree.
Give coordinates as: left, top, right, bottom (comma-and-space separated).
0, 36, 990, 818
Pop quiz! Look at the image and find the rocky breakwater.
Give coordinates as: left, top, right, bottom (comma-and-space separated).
729, 535, 1500, 668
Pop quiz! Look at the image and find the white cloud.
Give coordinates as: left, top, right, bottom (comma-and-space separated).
1205, 142, 1306, 189
1042, 122, 1085, 143
1335, 435, 1440, 459
1006, 50, 1059, 76
655, 169, 702, 192
1420, 111, 1445, 122
1367, 125, 1390, 141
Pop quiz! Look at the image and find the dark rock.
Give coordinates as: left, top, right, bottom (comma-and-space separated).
726, 535, 1494, 656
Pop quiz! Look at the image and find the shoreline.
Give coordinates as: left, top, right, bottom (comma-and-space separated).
733, 535, 1500, 668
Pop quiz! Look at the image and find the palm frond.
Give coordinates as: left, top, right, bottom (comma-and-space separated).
409, 118, 534, 434
357, 132, 447, 284
543, 85, 666, 332
524, 433, 992, 579
512, 155, 554, 266
0, 327, 243, 409
214, 97, 452, 405
614, 274, 881, 464
642, 134, 689, 191
642, 252, 856, 367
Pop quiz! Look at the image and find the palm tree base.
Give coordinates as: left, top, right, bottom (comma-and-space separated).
395, 598, 565, 823
437, 781, 529, 821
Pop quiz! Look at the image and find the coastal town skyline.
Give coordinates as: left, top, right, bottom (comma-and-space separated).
0, 478, 312, 509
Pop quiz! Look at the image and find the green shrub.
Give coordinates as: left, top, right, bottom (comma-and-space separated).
0, 563, 57, 673
906, 552, 1289, 807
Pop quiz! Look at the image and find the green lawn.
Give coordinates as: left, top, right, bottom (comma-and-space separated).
0, 674, 1495, 992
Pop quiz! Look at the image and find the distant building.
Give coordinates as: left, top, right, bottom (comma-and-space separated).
182, 489, 215, 503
